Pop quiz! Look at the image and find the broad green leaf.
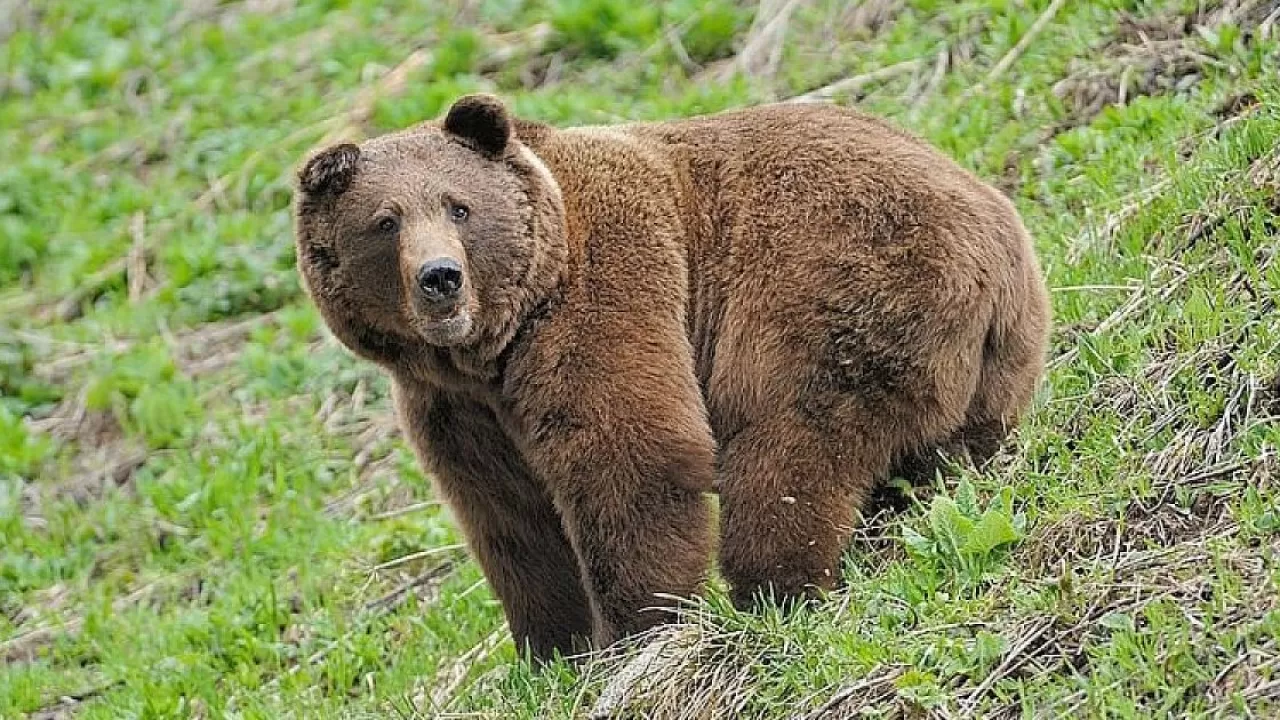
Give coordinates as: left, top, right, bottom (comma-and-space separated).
960, 508, 1022, 556
929, 496, 974, 548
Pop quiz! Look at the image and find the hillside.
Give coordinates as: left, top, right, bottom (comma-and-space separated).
2, 1, 1278, 717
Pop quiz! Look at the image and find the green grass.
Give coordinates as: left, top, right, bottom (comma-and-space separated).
2, 0, 1278, 717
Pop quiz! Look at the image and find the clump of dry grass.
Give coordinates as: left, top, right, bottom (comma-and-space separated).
585, 606, 793, 720
1053, 0, 1279, 131
1053, 40, 1218, 125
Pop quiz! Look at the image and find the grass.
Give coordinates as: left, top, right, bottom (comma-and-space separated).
2, 0, 1278, 717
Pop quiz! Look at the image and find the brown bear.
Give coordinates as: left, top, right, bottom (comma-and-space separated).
293, 94, 1051, 663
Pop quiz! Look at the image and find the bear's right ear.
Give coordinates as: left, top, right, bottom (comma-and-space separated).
298, 143, 361, 197
443, 94, 512, 158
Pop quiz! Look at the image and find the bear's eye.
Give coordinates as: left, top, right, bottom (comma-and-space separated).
376, 216, 400, 234
449, 204, 470, 222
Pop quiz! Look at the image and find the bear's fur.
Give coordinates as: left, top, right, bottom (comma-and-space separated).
294, 95, 1051, 663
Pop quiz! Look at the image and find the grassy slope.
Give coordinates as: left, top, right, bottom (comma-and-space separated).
1, 0, 1278, 717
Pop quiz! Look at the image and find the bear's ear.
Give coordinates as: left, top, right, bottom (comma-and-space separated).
443, 94, 512, 158
298, 143, 361, 197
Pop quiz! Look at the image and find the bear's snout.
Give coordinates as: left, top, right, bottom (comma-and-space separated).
404, 254, 474, 346
416, 258, 465, 304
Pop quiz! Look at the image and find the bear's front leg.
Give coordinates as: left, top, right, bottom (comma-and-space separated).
393, 380, 592, 663
511, 326, 717, 648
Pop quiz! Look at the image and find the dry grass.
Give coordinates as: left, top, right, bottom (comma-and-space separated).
587, 614, 783, 720
1054, 0, 1279, 132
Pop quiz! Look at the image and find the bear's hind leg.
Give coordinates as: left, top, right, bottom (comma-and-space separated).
890, 267, 1050, 491
712, 292, 986, 609
716, 416, 895, 609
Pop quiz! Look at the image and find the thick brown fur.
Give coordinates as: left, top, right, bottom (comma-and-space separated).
293, 94, 1051, 663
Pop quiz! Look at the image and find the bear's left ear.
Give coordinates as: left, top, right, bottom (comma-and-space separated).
443, 94, 512, 158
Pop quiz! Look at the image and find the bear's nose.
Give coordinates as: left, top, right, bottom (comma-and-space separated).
416, 259, 464, 301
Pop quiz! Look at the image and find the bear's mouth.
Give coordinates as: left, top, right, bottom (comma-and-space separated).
412, 308, 475, 346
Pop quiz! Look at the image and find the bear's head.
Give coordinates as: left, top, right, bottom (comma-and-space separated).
294, 95, 566, 370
